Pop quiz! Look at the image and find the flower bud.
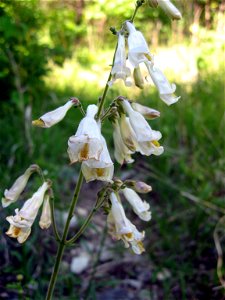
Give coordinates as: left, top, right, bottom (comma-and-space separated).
158, 0, 182, 20
125, 180, 152, 194
32, 99, 75, 128
131, 102, 160, 119
133, 66, 144, 89
39, 193, 51, 229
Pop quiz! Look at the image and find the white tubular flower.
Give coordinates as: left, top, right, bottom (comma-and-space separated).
122, 188, 151, 221
145, 62, 180, 105
138, 129, 164, 156
126, 21, 152, 67
2, 165, 39, 208
81, 128, 114, 183
68, 104, 104, 163
107, 192, 145, 255
133, 66, 145, 89
112, 119, 134, 165
122, 99, 153, 142
6, 181, 50, 243
131, 102, 160, 120
120, 114, 139, 152
109, 33, 132, 87
158, 0, 182, 20
39, 194, 51, 229
32, 99, 75, 128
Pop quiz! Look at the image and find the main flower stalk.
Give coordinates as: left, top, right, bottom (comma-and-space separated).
45, 2, 144, 299
45, 170, 83, 300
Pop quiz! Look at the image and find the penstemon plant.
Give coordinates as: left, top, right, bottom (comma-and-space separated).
2, 1, 182, 299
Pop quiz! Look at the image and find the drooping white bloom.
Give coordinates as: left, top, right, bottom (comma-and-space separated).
2, 165, 39, 208
121, 99, 153, 142
119, 114, 139, 152
32, 99, 76, 128
81, 125, 114, 182
122, 188, 151, 221
6, 181, 51, 243
138, 129, 164, 156
112, 119, 134, 165
68, 104, 104, 163
121, 100, 164, 156
131, 102, 160, 120
109, 33, 132, 87
145, 62, 180, 105
126, 21, 152, 67
39, 193, 51, 229
158, 0, 182, 20
107, 192, 145, 254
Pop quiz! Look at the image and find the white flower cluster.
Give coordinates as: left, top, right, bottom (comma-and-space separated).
110, 21, 180, 106
113, 99, 163, 165
3, 1, 182, 253
30, 99, 158, 253
2, 166, 52, 243
108, 186, 152, 255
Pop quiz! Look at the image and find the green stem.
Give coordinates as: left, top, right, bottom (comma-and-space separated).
66, 195, 106, 245
45, 242, 65, 300
45, 170, 83, 300
49, 197, 61, 242
131, 1, 144, 22
96, 1, 143, 120
96, 43, 118, 120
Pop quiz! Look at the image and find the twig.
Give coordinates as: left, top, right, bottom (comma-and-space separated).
213, 216, 225, 289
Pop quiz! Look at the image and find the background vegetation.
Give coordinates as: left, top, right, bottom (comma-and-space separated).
0, 0, 224, 299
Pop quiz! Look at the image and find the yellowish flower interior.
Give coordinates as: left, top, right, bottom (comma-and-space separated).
80, 143, 89, 160
124, 232, 133, 239
151, 140, 160, 147
95, 168, 105, 177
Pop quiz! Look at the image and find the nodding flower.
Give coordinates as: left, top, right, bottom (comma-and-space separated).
81, 123, 114, 183
107, 192, 145, 255
2, 164, 39, 208
126, 21, 153, 68
145, 62, 180, 106
121, 99, 164, 156
121, 99, 153, 142
68, 104, 104, 164
39, 193, 51, 230
112, 119, 134, 165
119, 114, 139, 153
109, 33, 132, 87
6, 181, 51, 243
32, 99, 76, 128
122, 187, 152, 221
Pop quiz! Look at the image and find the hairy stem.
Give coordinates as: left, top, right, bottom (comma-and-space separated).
45, 170, 83, 300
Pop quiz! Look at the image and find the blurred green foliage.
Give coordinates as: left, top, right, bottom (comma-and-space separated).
0, 0, 224, 299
